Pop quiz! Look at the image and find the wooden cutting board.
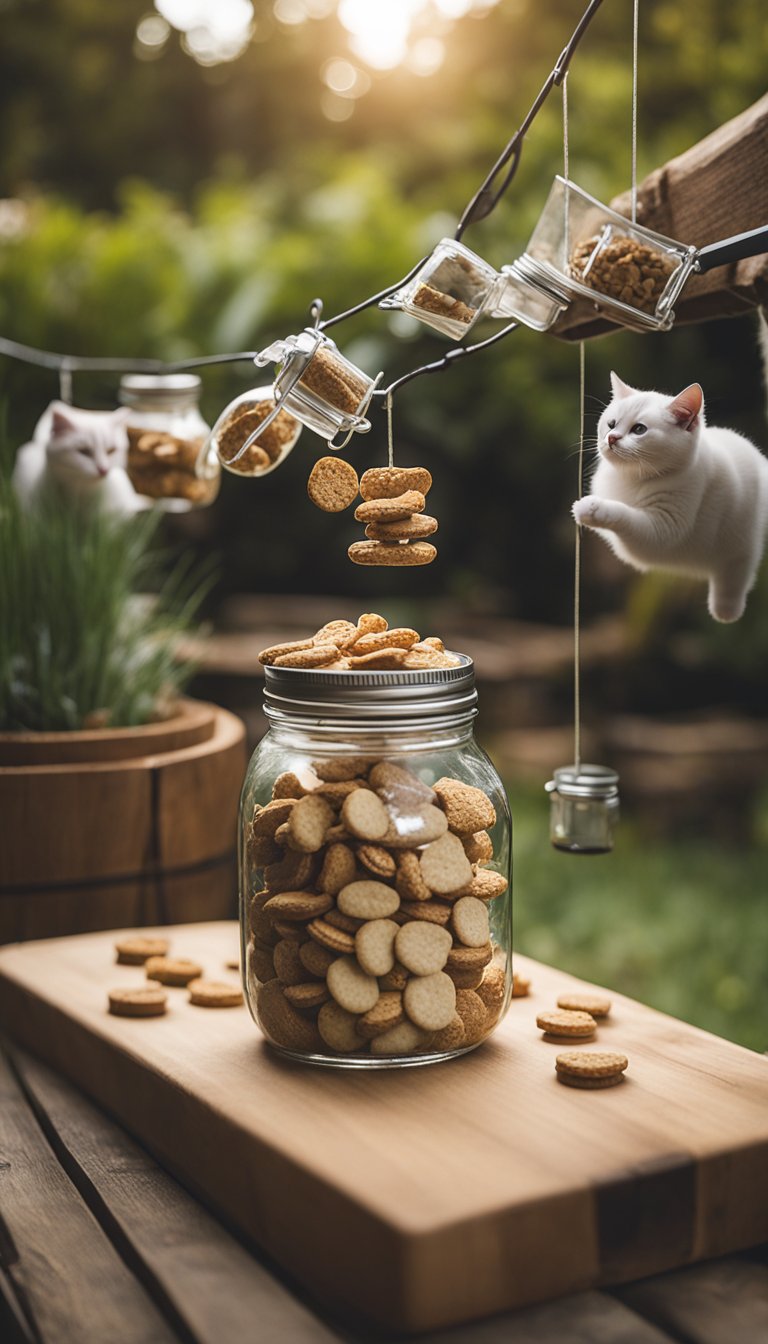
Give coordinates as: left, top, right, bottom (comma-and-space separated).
1, 921, 766, 1335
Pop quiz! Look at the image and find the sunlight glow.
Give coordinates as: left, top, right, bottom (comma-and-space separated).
154, 0, 254, 62
406, 36, 445, 76
337, 0, 427, 70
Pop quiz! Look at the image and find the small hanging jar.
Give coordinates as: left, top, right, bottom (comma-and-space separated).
545, 764, 619, 854
383, 239, 506, 340
209, 386, 302, 478
250, 329, 377, 450
120, 374, 219, 510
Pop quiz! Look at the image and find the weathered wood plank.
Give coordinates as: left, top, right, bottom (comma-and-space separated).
389, 1290, 677, 1344
12, 1048, 342, 1344
0, 1051, 177, 1344
615, 1257, 768, 1344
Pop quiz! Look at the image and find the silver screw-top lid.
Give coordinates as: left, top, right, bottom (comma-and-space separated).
263, 654, 477, 728
545, 764, 619, 800
119, 373, 202, 409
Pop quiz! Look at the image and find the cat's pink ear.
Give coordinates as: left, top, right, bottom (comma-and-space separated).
50, 403, 78, 436
110, 407, 131, 425
610, 372, 632, 399
668, 383, 703, 430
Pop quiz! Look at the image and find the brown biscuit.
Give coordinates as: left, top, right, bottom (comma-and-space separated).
318, 842, 358, 894
359, 467, 432, 500
556, 1071, 625, 1090
378, 962, 409, 993
271, 771, 309, 800
249, 890, 277, 946
345, 613, 389, 645
395, 851, 432, 902
108, 987, 167, 1018
341, 789, 391, 841
356, 844, 396, 879
348, 541, 436, 567
299, 940, 336, 978
462, 831, 494, 865
288, 794, 335, 853
384, 805, 449, 849
314, 779, 365, 807
445, 963, 485, 990
354, 491, 426, 523
284, 981, 331, 1011
403, 971, 456, 1032
252, 798, 297, 841
115, 936, 169, 965
557, 992, 612, 1018
419, 833, 473, 895
258, 639, 315, 666
356, 992, 405, 1039
395, 921, 452, 976
536, 1009, 597, 1039
312, 619, 360, 647
273, 643, 340, 668
511, 971, 531, 998
433, 777, 497, 835
188, 979, 243, 1008
272, 920, 310, 944
312, 756, 370, 782
346, 647, 411, 669
307, 918, 356, 955
400, 899, 452, 926
273, 939, 308, 986
250, 943, 276, 983
446, 942, 493, 971
256, 979, 323, 1052
402, 648, 456, 670
431, 1013, 466, 1051
317, 1000, 364, 1052
324, 907, 364, 933
365, 514, 438, 541
454, 988, 488, 1045
369, 761, 435, 808
264, 890, 333, 921
476, 964, 507, 1015
349, 629, 420, 655
453, 868, 509, 902
326, 956, 380, 1014
145, 957, 202, 987
555, 1050, 628, 1079
369, 1021, 433, 1056
307, 456, 359, 512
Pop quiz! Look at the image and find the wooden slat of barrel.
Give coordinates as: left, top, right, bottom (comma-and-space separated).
0, 697, 216, 766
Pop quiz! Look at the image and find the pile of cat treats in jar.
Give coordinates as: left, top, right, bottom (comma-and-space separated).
247, 758, 508, 1058
569, 234, 676, 313
258, 612, 459, 671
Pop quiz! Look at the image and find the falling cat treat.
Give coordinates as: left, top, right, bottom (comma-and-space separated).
569, 234, 676, 313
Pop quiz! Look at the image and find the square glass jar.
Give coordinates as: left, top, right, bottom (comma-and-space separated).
392, 240, 501, 339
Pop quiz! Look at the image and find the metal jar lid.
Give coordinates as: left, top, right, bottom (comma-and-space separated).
545, 764, 619, 800
119, 373, 202, 409
263, 654, 477, 730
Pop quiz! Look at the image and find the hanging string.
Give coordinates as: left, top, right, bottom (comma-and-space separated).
631, 0, 640, 223
58, 360, 73, 405
562, 71, 570, 269
385, 390, 395, 467
574, 340, 586, 773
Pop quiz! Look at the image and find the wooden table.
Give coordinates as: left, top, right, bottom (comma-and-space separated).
2, 1041, 768, 1344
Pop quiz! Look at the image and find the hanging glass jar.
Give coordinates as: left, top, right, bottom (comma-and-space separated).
250, 329, 377, 449
383, 239, 505, 339
545, 764, 620, 854
120, 374, 219, 510
209, 385, 303, 478
239, 656, 512, 1067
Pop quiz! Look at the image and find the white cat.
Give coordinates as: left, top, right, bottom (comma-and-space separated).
572, 373, 768, 623
12, 401, 143, 514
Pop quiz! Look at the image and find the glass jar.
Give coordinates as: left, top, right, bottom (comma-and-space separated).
120, 374, 220, 510
384, 239, 504, 340
510, 176, 694, 333
253, 330, 377, 446
545, 764, 620, 854
209, 385, 302, 478
239, 657, 512, 1067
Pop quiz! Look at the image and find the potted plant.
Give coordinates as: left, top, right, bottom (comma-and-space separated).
0, 473, 245, 943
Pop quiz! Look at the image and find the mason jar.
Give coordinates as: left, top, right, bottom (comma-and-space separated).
120, 373, 220, 510
253, 330, 376, 446
384, 239, 503, 339
545, 764, 620, 854
239, 657, 512, 1067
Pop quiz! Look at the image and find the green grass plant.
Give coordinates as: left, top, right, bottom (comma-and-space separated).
510, 786, 768, 1054
0, 471, 210, 732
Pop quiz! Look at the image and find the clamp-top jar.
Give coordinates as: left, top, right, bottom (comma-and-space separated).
120, 374, 219, 509
239, 657, 512, 1067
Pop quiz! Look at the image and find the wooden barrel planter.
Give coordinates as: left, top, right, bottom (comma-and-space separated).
0, 699, 246, 944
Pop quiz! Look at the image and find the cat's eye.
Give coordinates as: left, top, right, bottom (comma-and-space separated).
77, 448, 93, 457
607, 419, 616, 429
630, 422, 647, 435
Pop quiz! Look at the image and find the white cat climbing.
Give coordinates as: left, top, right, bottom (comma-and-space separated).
572, 373, 768, 623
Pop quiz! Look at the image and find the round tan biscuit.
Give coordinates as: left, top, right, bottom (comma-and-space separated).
455, 988, 488, 1044
272, 643, 340, 668
378, 962, 409, 993
446, 942, 493, 971
359, 466, 432, 500
318, 842, 358, 895
511, 971, 531, 998
349, 628, 420, 655
264, 849, 319, 894
356, 992, 405, 1039
400, 899, 452, 926
188, 979, 243, 1008
355, 919, 399, 977
264, 890, 333, 921
312, 756, 370, 782
312, 619, 360, 647
341, 789, 390, 841
354, 490, 426, 523
271, 771, 309, 800
395, 921, 452, 976
537, 1009, 597, 1038
557, 993, 612, 1018
432, 777, 496, 834
369, 1020, 434, 1056
298, 940, 336, 978
257, 979, 323, 1052
431, 1013, 466, 1051
272, 919, 309, 943
419, 833, 473, 895
476, 963, 506, 1014
555, 1050, 628, 1079
250, 943, 276, 982
445, 963, 484, 990
252, 798, 297, 841
317, 1000, 364, 1052
451, 896, 491, 948
145, 957, 202, 987
369, 761, 435, 806
454, 868, 509, 902
395, 851, 432, 902
258, 638, 314, 666
307, 918, 356, 955
365, 514, 438, 541
284, 981, 331, 1011
307, 456, 359, 512
324, 907, 363, 933
108, 987, 167, 1018
556, 1071, 626, 1090
288, 794, 335, 853
115, 936, 169, 965
356, 844, 396, 879
462, 831, 494, 865
385, 805, 449, 850
348, 541, 437, 568
326, 956, 380, 1014
404, 971, 456, 1032
337, 879, 400, 921
273, 939, 308, 986
314, 779, 365, 807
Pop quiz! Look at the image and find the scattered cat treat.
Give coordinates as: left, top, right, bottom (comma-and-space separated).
536, 1008, 597, 1040
108, 987, 168, 1018
188, 979, 244, 1008
555, 1051, 629, 1089
115, 936, 170, 965
258, 613, 459, 671
145, 956, 203, 987
557, 992, 611, 1017
307, 456, 360, 511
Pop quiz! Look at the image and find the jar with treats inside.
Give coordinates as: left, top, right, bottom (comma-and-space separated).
209, 385, 302, 478
253, 330, 377, 447
239, 655, 512, 1067
120, 374, 220, 509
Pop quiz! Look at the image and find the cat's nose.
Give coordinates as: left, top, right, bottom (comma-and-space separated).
607, 433, 620, 447
97, 466, 108, 476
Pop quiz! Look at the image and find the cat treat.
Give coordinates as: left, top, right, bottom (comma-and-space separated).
573, 372, 768, 623
215, 397, 302, 478
348, 469, 438, 567
569, 235, 676, 315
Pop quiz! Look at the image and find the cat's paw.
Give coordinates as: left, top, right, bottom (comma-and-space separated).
572, 496, 602, 527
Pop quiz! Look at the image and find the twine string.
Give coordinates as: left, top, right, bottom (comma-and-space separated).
574, 340, 586, 773
386, 389, 395, 468
631, 0, 639, 223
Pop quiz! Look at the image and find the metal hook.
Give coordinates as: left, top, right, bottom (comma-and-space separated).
309, 298, 324, 328
327, 371, 383, 451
